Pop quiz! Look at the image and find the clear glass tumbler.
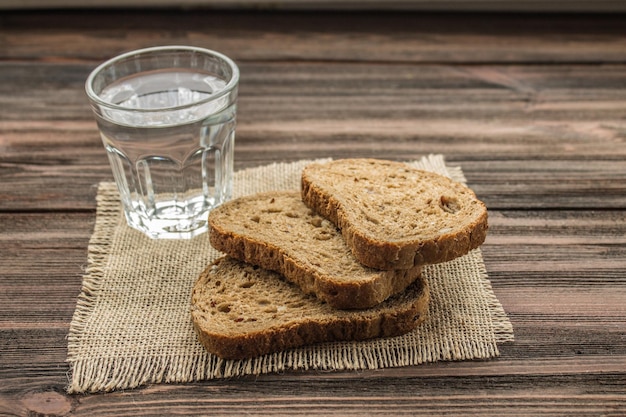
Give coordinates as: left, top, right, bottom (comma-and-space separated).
86, 46, 239, 239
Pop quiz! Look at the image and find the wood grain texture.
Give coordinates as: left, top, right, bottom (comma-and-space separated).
2, 11, 626, 63
5, 0, 626, 13
0, 9, 625, 416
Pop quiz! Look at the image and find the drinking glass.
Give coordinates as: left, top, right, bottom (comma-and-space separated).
86, 46, 239, 239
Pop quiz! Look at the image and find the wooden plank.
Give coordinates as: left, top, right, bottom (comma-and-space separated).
2, 153, 625, 210
4, 62, 626, 122
2, 11, 626, 64
1, 365, 625, 415
4, 0, 626, 13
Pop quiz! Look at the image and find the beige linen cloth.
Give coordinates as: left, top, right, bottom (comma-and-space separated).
66, 154, 513, 393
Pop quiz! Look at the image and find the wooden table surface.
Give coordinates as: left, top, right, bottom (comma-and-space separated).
1, 9, 625, 416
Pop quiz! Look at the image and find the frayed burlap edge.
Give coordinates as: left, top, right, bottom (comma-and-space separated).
66, 155, 513, 393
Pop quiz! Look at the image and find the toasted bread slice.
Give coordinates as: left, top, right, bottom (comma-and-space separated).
301, 158, 488, 270
208, 191, 421, 309
191, 256, 429, 360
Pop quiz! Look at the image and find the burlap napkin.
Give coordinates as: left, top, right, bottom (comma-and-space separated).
66, 154, 513, 393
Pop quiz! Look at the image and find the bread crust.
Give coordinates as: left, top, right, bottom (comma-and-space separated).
301, 158, 489, 270
191, 257, 429, 360
209, 191, 422, 309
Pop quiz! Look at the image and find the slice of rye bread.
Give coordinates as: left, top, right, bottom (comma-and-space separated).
191, 256, 429, 360
301, 158, 489, 270
208, 191, 422, 309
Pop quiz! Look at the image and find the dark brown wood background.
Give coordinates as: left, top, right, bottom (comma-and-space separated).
1, 9, 625, 416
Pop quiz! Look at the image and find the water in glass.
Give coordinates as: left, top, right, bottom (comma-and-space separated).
96, 69, 235, 239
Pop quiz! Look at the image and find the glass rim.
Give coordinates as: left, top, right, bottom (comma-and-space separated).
85, 45, 240, 113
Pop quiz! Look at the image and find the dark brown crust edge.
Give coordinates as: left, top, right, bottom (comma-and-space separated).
192, 266, 430, 360
208, 212, 422, 309
301, 169, 489, 270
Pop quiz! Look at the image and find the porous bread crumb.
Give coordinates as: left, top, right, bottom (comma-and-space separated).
208, 191, 421, 309
190, 256, 429, 360
301, 158, 488, 270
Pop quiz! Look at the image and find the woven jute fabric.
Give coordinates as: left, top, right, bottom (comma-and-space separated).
66, 154, 513, 393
